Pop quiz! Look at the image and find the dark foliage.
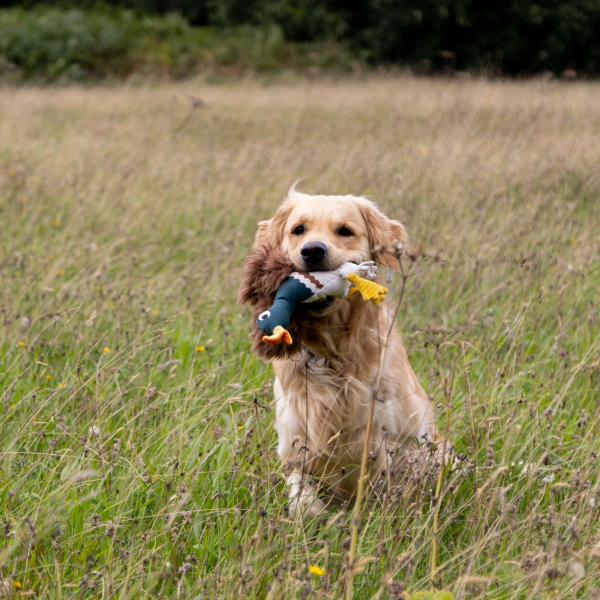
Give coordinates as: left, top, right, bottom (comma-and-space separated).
1, 0, 599, 74
215, 0, 600, 74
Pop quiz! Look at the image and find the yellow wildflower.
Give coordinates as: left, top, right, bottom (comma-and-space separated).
152, 310, 158, 315
238, 426, 244, 431
195, 346, 204, 352
57, 269, 63, 275
18, 341, 24, 347
53, 219, 60, 227
47, 374, 52, 380
309, 565, 325, 576
13, 581, 21, 589
22, 197, 29, 205
103, 347, 110, 354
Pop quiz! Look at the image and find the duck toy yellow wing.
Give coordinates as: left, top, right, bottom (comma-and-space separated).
257, 261, 388, 345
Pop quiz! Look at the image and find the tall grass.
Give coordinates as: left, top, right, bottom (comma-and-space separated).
0, 76, 599, 598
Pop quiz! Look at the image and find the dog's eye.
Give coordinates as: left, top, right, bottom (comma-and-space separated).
338, 226, 354, 237
292, 225, 305, 235
257, 310, 271, 321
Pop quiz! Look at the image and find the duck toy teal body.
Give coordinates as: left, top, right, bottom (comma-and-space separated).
256, 261, 388, 345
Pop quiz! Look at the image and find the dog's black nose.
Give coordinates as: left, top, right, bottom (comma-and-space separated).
301, 241, 328, 263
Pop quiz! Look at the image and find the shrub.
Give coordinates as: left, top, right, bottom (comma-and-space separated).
0, 6, 356, 80
0, 7, 194, 78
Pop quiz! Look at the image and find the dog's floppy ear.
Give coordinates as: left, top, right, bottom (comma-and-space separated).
253, 219, 275, 249
252, 203, 294, 249
359, 199, 408, 269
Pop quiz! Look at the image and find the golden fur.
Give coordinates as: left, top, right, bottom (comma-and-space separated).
247, 185, 438, 516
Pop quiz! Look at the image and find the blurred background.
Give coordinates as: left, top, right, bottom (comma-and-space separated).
0, 0, 599, 81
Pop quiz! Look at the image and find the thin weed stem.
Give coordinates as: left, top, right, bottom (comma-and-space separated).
430, 343, 454, 588
346, 253, 409, 600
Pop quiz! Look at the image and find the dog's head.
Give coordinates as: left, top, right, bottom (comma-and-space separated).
254, 185, 407, 272
253, 186, 407, 316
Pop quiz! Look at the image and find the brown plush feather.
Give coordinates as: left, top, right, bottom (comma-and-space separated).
238, 245, 311, 361
238, 244, 295, 306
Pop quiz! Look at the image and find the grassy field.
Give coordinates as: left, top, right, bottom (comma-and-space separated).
0, 76, 599, 599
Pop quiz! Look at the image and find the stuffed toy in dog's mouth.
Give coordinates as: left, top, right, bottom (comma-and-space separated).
238, 244, 387, 358
254, 259, 386, 345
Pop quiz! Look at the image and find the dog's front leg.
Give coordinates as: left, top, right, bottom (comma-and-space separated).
274, 376, 327, 518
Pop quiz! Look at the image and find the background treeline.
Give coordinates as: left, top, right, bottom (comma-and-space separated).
1, 0, 599, 79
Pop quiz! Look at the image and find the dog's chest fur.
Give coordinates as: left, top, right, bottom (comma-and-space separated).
272, 300, 435, 487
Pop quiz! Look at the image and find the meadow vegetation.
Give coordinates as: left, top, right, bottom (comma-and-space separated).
0, 76, 599, 598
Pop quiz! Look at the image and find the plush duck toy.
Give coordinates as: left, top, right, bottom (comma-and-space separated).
256, 261, 388, 345
238, 245, 389, 360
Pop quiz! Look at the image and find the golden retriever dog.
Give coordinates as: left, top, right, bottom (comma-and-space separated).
249, 185, 438, 516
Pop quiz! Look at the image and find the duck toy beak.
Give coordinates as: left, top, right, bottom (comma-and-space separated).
262, 325, 293, 345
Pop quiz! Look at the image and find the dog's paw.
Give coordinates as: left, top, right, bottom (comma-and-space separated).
290, 495, 327, 519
